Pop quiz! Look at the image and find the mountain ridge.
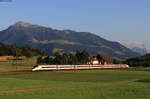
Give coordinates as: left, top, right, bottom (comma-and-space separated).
0, 22, 140, 59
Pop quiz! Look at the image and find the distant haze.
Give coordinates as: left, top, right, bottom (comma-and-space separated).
120, 41, 150, 55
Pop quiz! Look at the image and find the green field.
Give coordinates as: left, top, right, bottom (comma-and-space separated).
0, 57, 37, 72
0, 70, 150, 99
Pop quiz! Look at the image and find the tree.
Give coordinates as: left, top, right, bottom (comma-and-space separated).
113, 59, 122, 64
53, 52, 63, 65
96, 54, 104, 64
37, 56, 43, 64
100, 53, 113, 64
75, 50, 90, 64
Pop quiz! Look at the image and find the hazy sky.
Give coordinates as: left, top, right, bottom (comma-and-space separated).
0, 0, 150, 44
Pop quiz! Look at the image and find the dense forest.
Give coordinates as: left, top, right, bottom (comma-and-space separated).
125, 54, 150, 67
0, 43, 46, 57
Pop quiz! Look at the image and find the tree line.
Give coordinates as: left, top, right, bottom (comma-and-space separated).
37, 51, 90, 65
0, 43, 46, 57
37, 51, 114, 65
124, 54, 150, 67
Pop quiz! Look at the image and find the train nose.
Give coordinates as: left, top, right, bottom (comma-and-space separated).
32, 69, 36, 71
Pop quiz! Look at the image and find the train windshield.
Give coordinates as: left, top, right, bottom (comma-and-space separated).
32, 65, 38, 69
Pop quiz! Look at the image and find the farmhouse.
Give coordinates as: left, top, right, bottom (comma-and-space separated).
89, 54, 113, 65
90, 55, 99, 65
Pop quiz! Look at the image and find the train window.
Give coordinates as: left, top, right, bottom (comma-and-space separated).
42, 67, 55, 68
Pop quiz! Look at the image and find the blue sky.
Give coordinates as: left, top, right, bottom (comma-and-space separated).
0, 0, 150, 44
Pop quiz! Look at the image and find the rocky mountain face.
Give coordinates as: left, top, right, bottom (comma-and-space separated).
0, 22, 140, 59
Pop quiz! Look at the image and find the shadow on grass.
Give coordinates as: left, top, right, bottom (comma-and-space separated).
136, 79, 150, 83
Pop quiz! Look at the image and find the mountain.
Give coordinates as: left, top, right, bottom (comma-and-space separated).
0, 22, 139, 59
121, 41, 150, 55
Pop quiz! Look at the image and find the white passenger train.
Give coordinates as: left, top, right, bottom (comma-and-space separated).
32, 64, 129, 71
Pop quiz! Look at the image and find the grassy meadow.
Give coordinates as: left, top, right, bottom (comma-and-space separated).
0, 70, 150, 99
0, 57, 150, 99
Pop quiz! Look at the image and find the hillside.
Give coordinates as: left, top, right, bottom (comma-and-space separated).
0, 22, 139, 59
